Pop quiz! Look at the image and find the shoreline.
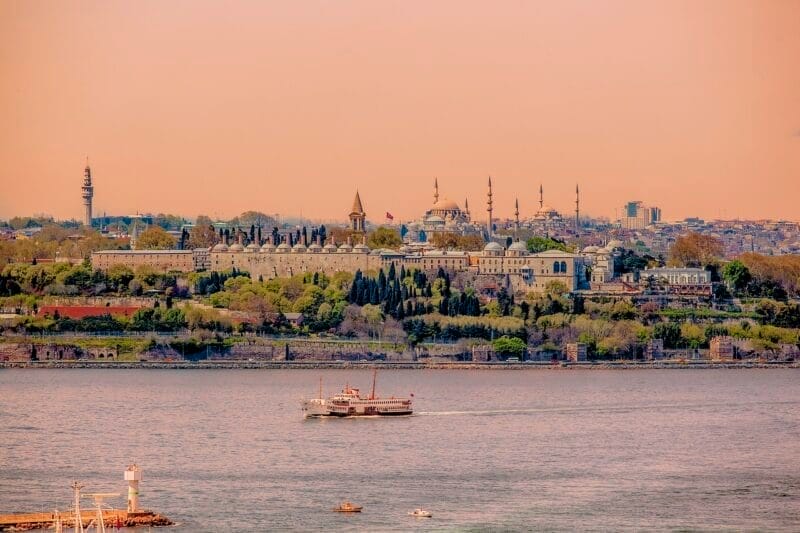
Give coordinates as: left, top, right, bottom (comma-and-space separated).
2, 360, 798, 370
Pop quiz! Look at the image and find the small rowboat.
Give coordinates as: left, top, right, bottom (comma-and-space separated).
409, 508, 432, 518
333, 502, 363, 513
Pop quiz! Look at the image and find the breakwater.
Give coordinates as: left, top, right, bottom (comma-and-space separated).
2, 360, 797, 370
0, 510, 172, 531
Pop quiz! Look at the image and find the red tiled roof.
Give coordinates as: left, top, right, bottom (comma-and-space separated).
37, 305, 142, 319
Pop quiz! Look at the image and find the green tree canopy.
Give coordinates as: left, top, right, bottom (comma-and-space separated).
136, 226, 176, 250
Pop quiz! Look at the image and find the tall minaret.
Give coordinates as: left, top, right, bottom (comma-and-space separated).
434, 178, 439, 204
486, 176, 493, 237
575, 184, 580, 234
464, 198, 470, 220
82, 159, 94, 227
539, 184, 544, 211
514, 198, 520, 230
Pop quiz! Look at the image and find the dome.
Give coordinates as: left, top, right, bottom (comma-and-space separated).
597, 246, 611, 254
508, 241, 527, 252
484, 242, 503, 252
260, 243, 276, 252
308, 243, 322, 253
229, 243, 245, 252
337, 243, 353, 253
607, 239, 624, 249
353, 243, 370, 253
212, 243, 228, 252
291, 243, 307, 253
432, 198, 460, 211
245, 243, 259, 252
582, 245, 599, 253
426, 215, 445, 224
276, 243, 291, 252
323, 243, 338, 252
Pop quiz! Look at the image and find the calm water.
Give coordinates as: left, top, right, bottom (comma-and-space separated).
1, 368, 799, 531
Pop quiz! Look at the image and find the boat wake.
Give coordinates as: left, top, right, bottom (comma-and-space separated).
417, 400, 800, 417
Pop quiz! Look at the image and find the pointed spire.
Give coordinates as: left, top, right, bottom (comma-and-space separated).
434, 178, 439, 204
539, 184, 543, 210
351, 190, 364, 214
575, 183, 580, 234
486, 176, 493, 237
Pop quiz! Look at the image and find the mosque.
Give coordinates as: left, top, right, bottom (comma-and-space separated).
404, 179, 485, 242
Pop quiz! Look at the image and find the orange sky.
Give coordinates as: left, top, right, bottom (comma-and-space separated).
1, 0, 798, 224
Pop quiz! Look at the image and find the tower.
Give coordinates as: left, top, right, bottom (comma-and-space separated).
433, 178, 439, 204
349, 191, 366, 243
486, 176, 493, 237
539, 184, 543, 210
124, 463, 142, 513
81, 160, 94, 227
464, 198, 470, 220
575, 184, 580, 234
514, 198, 520, 230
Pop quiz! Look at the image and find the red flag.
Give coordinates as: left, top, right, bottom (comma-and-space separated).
385, 212, 394, 220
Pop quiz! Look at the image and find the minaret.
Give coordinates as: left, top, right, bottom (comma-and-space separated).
539, 184, 544, 211
486, 176, 493, 237
575, 184, 580, 234
434, 178, 439, 204
82, 159, 94, 227
464, 198, 470, 220
514, 198, 520, 230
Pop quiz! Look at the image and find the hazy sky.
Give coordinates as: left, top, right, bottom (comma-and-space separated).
1, 0, 798, 224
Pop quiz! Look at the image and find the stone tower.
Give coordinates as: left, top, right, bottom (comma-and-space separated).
82, 160, 94, 227
350, 190, 366, 243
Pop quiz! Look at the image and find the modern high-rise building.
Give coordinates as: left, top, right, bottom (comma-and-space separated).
620, 201, 661, 229
81, 161, 94, 227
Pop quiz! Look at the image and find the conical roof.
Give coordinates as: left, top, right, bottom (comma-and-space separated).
351, 191, 365, 214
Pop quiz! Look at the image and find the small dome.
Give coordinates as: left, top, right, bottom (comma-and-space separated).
291, 243, 307, 253
337, 243, 353, 253
323, 243, 338, 252
508, 241, 527, 252
308, 243, 322, 253
245, 243, 259, 252
260, 243, 276, 252
607, 239, 624, 249
484, 242, 503, 252
353, 243, 370, 253
276, 243, 291, 252
582, 245, 599, 253
229, 243, 245, 252
212, 243, 229, 252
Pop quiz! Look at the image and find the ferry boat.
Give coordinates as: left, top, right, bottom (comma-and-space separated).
302, 371, 413, 418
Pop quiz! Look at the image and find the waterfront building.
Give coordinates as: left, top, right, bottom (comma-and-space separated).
565, 343, 587, 362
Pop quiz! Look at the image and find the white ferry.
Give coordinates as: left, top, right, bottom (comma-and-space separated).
302, 371, 413, 418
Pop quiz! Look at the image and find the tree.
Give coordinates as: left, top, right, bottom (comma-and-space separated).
367, 227, 402, 249
187, 216, 219, 249
526, 236, 567, 253
668, 232, 723, 268
136, 226, 176, 250
722, 260, 752, 294
492, 335, 526, 360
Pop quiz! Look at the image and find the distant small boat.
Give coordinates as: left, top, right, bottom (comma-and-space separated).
333, 502, 363, 513
409, 508, 432, 518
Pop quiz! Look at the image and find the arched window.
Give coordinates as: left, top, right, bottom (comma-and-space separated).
560, 261, 567, 273
553, 261, 560, 273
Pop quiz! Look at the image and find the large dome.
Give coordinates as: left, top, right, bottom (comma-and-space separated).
432, 198, 460, 211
